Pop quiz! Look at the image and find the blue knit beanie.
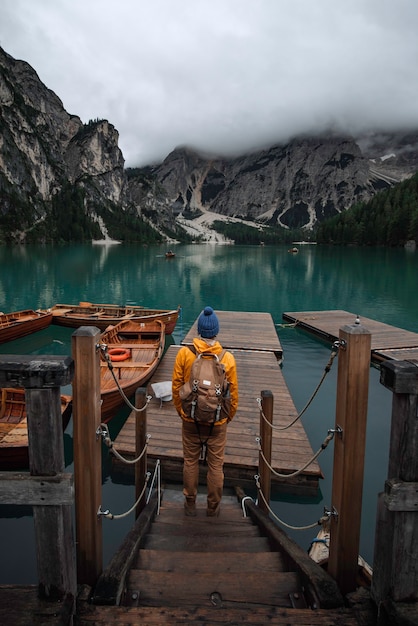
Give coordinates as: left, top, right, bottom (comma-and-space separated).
197, 306, 219, 338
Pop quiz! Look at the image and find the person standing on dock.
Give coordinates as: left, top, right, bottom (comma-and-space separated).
172, 306, 238, 517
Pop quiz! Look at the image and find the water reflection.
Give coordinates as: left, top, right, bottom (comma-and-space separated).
0, 242, 415, 583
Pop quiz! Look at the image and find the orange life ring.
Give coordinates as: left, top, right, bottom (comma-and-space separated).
108, 347, 130, 362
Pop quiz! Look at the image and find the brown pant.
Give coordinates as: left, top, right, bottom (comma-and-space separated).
182, 420, 228, 510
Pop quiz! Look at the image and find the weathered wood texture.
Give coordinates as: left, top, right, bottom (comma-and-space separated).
0, 354, 76, 608
72, 326, 103, 587
76, 489, 368, 625
372, 360, 418, 609
235, 486, 344, 610
258, 389, 273, 513
124, 491, 324, 609
77, 603, 364, 625
134, 388, 148, 518
282, 310, 418, 362
113, 345, 322, 494
93, 491, 159, 606
0, 472, 73, 505
183, 310, 283, 358
327, 324, 371, 596
0, 586, 74, 626
27, 385, 76, 604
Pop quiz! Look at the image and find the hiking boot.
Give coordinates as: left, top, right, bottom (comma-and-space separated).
184, 499, 197, 517
206, 505, 220, 517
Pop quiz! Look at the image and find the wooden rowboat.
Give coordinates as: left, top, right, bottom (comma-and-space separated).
0, 309, 53, 344
0, 388, 72, 470
46, 302, 180, 334
100, 319, 165, 422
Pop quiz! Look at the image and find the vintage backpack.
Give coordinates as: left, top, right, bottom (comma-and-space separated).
179, 347, 231, 424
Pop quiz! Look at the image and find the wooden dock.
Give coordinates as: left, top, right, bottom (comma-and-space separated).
183, 310, 283, 359
113, 311, 322, 494
282, 309, 418, 363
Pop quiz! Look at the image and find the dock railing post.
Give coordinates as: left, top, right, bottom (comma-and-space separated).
371, 360, 418, 612
0, 355, 75, 606
327, 320, 371, 595
135, 387, 147, 518
258, 389, 273, 514
72, 326, 103, 587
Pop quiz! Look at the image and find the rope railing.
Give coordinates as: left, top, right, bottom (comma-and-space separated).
256, 341, 340, 431
254, 476, 330, 531
97, 422, 151, 465
146, 459, 161, 513
256, 428, 337, 478
97, 460, 162, 521
97, 472, 151, 520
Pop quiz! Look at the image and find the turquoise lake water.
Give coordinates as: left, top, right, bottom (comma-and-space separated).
0, 242, 417, 583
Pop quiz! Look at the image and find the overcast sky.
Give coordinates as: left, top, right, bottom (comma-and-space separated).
1, 0, 418, 167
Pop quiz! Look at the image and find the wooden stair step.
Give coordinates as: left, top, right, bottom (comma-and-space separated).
149, 520, 261, 537
78, 604, 361, 625
143, 533, 272, 552
134, 549, 288, 573
125, 569, 302, 607
158, 505, 246, 523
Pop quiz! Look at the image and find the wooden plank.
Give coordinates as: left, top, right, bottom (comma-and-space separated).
126, 569, 301, 607
0, 586, 74, 626
135, 549, 287, 573
113, 345, 322, 493
149, 520, 261, 537
384, 478, 418, 511
143, 533, 272, 552
75, 603, 362, 625
0, 472, 73, 505
182, 310, 283, 358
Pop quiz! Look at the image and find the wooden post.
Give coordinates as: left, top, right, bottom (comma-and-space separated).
135, 387, 148, 518
0, 355, 75, 604
258, 389, 273, 514
72, 326, 103, 586
372, 360, 418, 606
327, 321, 371, 595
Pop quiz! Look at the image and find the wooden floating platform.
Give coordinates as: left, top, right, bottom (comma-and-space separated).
282, 310, 418, 363
113, 311, 321, 495
183, 309, 283, 359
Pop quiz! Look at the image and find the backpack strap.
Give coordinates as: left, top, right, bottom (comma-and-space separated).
187, 345, 226, 361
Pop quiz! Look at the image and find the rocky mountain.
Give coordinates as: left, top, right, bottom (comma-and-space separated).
1, 45, 418, 243
0, 46, 174, 243
152, 132, 418, 232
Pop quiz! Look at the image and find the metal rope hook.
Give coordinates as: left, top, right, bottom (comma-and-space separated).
96, 423, 110, 442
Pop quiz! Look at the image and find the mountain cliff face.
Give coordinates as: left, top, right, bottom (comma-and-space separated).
1, 45, 418, 243
152, 133, 418, 231
0, 47, 162, 243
